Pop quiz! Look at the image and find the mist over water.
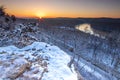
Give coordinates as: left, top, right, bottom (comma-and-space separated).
75, 23, 100, 37
75, 23, 94, 34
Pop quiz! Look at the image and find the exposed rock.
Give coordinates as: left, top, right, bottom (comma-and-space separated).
0, 58, 31, 79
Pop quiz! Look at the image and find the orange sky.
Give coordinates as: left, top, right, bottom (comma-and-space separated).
0, 0, 120, 18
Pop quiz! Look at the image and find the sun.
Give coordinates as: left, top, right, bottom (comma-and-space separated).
35, 12, 45, 18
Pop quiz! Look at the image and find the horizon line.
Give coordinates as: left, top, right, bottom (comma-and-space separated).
17, 16, 120, 19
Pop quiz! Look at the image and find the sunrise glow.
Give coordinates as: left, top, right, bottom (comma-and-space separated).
0, 0, 120, 18
35, 11, 46, 18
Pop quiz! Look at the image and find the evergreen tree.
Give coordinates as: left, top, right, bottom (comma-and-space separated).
0, 6, 6, 16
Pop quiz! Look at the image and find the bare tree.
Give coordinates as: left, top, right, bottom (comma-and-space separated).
107, 31, 120, 66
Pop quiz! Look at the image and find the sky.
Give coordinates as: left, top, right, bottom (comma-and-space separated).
0, 0, 120, 18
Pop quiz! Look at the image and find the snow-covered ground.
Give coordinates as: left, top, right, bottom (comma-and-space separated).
0, 42, 78, 80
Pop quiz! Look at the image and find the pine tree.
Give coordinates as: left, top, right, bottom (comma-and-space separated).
0, 6, 6, 16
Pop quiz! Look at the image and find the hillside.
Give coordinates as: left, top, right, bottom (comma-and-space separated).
0, 14, 120, 80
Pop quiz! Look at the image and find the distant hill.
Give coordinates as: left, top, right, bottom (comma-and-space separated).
43, 18, 120, 32
84, 18, 120, 32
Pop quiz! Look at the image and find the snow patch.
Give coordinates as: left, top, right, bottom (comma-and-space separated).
0, 42, 78, 80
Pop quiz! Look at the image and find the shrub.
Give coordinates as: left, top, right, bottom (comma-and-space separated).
11, 15, 16, 22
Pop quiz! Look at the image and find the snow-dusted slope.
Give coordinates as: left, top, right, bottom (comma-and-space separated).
0, 42, 78, 80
